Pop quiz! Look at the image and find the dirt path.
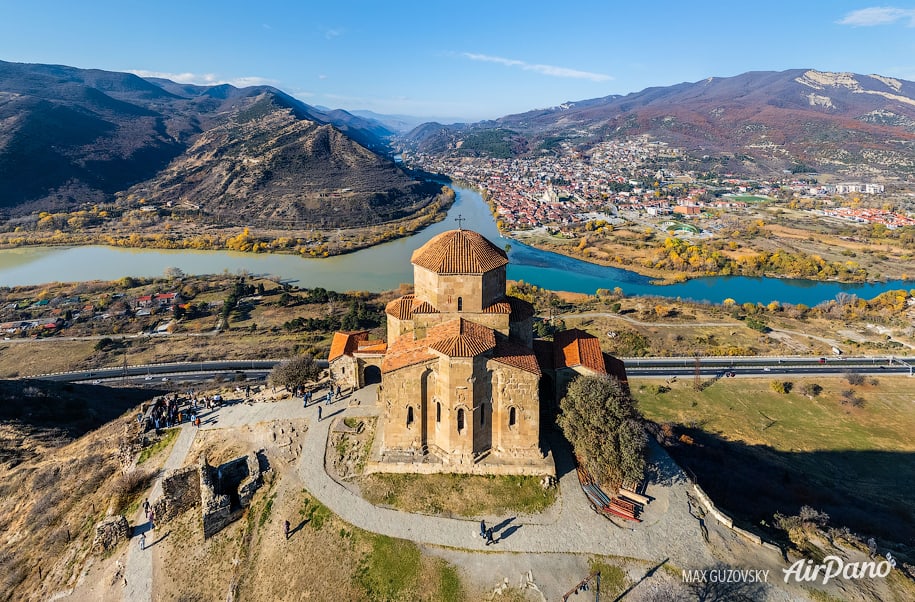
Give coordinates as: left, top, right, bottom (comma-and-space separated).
123, 425, 197, 601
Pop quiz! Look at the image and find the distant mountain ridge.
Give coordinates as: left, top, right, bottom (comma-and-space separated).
0, 60, 434, 223
401, 69, 915, 177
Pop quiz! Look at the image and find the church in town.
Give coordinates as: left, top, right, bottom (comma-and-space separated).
328, 227, 625, 475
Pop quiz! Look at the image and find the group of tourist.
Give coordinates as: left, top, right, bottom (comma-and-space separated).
144, 391, 219, 432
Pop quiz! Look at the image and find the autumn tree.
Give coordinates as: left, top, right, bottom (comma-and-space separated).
558, 375, 647, 487
269, 354, 321, 391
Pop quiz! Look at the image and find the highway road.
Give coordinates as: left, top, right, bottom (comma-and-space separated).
24, 355, 914, 385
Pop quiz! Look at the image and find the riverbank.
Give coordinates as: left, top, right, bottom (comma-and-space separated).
0, 188, 455, 259
462, 180, 913, 286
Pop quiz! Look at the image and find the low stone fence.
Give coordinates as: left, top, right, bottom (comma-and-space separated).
693, 484, 781, 554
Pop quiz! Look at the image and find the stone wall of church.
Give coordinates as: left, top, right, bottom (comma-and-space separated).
481, 268, 506, 308
490, 363, 541, 457
386, 314, 413, 345
380, 362, 432, 453
509, 315, 534, 347
413, 266, 505, 313
329, 355, 359, 391
431, 355, 476, 458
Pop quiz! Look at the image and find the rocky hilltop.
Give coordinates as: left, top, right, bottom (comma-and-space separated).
402, 69, 915, 177
0, 60, 436, 227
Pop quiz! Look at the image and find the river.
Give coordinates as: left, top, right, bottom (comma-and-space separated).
0, 185, 909, 305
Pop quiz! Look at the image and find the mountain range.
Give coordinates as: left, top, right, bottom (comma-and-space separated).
0, 60, 440, 224
4, 63, 915, 223
401, 69, 915, 178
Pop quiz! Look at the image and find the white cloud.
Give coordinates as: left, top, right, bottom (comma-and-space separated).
318, 74, 329, 80
128, 70, 276, 88
324, 28, 343, 39
461, 52, 612, 82
837, 6, 915, 26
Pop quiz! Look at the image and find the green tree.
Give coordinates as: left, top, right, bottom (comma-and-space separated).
269, 354, 321, 390
558, 375, 647, 487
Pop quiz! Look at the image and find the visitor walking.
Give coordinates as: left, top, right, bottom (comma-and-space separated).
284, 520, 291, 540
139, 532, 146, 551
317, 406, 323, 421
479, 519, 486, 539
485, 528, 495, 546
143, 498, 150, 519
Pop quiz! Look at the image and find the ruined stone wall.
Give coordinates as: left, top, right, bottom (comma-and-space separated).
153, 465, 200, 523
93, 515, 129, 553
200, 454, 263, 539
237, 452, 262, 508
200, 460, 234, 539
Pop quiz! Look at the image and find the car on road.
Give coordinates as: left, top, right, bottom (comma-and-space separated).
763, 367, 771, 372
144, 375, 153, 381
818, 357, 826, 364
161, 377, 170, 382
92, 379, 101, 384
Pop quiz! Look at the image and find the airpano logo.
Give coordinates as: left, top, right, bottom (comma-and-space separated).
782, 554, 896, 585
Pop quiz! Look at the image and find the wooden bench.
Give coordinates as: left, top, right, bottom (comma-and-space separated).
618, 487, 650, 506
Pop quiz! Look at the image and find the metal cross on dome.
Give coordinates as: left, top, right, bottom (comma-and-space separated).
455, 214, 465, 230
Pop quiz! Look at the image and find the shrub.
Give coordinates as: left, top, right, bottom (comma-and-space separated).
800, 383, 823, 398
770, 380, 793, 394
844, 371, 865, 386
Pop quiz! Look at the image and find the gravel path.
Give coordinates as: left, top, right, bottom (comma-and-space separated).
123, 425, 197, 601
297, 386, 715, 568
119, 382, 718, 601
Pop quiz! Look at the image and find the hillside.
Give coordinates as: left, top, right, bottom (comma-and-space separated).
126, 92, 439, 227
0, 61, 430, 227
402, 69, 915, 177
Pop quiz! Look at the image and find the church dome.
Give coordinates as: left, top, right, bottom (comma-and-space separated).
410, 229, 508, 274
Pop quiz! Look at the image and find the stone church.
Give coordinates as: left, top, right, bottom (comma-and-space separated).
329, 228, 624, 475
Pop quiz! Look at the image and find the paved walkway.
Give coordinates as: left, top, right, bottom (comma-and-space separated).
296, 385, 716, 567
123, 425, 197, 602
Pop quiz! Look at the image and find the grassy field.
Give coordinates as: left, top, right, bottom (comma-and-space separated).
358, 473, 557, 517
633, 375, 915, 555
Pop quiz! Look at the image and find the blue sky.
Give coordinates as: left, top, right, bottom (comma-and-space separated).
2, 1, 914, 121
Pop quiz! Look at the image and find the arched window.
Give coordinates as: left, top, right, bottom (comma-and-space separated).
508, 406, 517, 429
406, 406, 414, 428
457, 408, 465, 433
457, 296, 463, 311
436, 401, 441, 423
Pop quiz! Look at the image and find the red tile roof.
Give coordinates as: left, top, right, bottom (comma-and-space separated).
553, 329, 607, 374
482, 295, 535, 321
411, 229, 508, 274
427, 318, 496, 357
385, 295, 441, 320
492, 340, 541, 375
381, 332, 437, 373
328, 331, 369, 362
385, 295, 415, 320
